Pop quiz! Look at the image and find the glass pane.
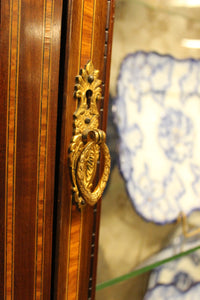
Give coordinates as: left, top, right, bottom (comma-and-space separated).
96, 273, 150, 300
97, 0, 200, 292
96, 247, 200, 299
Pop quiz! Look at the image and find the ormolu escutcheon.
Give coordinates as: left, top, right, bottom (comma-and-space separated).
69, 61, 111, 208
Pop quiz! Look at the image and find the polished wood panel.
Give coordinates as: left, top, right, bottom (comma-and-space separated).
1, 0, 114, 298
54, 1, 115, 299
0, 1, 10, 299
1, 0, 63, 298
15, 1, 44, 297
42, 0, 63, 297
78, 1, 115, 299
33, 1, 56, 298
53, 1, 84, 298
5, 1, 21, 298
67, 1, 94, 299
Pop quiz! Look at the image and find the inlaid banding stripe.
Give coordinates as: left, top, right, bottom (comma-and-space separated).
34, 0, 54, 299
80, 0, 94, 65
67, 0, 95, 299
5, 0, 21, 299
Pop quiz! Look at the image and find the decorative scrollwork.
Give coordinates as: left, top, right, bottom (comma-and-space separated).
69, 61, 111, 208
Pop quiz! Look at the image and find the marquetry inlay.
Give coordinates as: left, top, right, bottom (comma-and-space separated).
34, 0, 54, 299
5, 1, 21, 299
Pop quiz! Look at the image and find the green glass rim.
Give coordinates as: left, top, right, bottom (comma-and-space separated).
96, 245, 200, 291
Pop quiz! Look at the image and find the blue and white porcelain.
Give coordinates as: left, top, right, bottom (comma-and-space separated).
114, 51, 200, 223
144, 283, 200, 300
143, 239, 200, 300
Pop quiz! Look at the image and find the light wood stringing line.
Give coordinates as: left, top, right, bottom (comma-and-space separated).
34, 0, 54, 299
5, 0, 21, 299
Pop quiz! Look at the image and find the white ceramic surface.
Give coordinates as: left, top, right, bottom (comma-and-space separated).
144, 240, 200, 300
114, 51, 200, 223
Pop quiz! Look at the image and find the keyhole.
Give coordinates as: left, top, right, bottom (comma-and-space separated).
86, 89, 93, 108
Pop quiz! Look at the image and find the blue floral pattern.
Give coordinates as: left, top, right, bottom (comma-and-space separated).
114, 51, 200, 223
158, 109, 194, 163
144, 245, 200, 300
144, 284, 200, 300
179, 60, 200, 103
130, 165, 166, 222
191, 163, 200, 197
120, 123, 143, 154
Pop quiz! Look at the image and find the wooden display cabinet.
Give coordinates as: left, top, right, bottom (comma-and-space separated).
0, 0, 114, 299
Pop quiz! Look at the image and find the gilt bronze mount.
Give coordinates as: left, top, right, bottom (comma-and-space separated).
69, 61, 111, 208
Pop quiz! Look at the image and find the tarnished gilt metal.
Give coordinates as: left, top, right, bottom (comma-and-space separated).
178, 212, 200, 238
69, 61, 111, 208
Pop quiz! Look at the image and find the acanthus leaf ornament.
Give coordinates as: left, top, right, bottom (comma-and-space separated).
69, 61, 111, 208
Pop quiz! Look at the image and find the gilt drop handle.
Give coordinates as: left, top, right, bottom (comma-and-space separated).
69, 62, 111, 208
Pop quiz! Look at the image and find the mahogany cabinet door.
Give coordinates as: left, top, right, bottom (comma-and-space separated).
53, 1, 114, 300
0, 0, 63, 299
1, 0, 114, 299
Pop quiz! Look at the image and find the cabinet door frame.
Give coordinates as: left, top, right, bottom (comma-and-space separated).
53, 1, 115, 299
0, 0, 63, 298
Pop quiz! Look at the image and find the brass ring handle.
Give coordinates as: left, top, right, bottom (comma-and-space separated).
69, 61, 111, 208
76, 130, 110, 206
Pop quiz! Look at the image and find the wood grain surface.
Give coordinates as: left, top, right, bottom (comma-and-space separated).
33, 0, 55, 298
53, 1, 115, 299
1, 0, 63, 298
5, 1, 21, 298
1, 0, 114, 298
0, 1, 10, 299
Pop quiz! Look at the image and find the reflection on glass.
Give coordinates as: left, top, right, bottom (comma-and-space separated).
96, 272, 150, 300
143, 247, 200, 299
182, 39, 200, 48
168, 0, 200, 7
97, 0, 200, 299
